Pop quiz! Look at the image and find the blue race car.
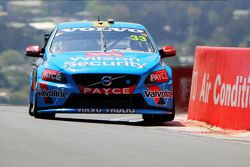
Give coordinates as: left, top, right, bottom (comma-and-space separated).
25, 20, 176, 122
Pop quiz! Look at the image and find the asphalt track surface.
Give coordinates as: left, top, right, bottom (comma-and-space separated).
1, 106, 250, 167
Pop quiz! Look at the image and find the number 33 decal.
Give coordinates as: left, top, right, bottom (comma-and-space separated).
131, 35, 147, 42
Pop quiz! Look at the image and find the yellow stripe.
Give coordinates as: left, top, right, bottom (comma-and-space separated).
93, 21, 109, 27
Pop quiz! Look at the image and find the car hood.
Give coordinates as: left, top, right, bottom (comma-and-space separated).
46, 51, 160, 74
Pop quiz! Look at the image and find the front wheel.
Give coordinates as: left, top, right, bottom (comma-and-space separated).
143, 98, 175, 122
32, 92, 55, 119
142, 113, 175, 122
28, 103, 34, 116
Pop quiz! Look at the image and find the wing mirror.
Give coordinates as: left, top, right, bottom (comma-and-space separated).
25, 45, 43, 57
159, 46, 176, 58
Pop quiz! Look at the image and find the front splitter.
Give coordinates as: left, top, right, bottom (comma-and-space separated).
38, 108, 173, 114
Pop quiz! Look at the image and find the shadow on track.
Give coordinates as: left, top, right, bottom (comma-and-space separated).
53, 116, 185, 127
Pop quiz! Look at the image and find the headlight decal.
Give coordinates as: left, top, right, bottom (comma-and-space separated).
145, 69, 169, 84
42, 69, 67, 83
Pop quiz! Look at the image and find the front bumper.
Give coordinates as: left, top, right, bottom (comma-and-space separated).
35, 76, 174, 114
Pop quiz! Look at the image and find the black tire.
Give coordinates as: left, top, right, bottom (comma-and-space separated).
28, 103, 34, 116
33, 92, 55, 120
142, 113, 175, 122
143, 98, 175, 122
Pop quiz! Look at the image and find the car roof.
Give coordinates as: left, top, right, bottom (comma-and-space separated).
57, 21, 146, 30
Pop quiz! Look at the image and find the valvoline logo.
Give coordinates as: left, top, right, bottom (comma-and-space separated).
145, 86, 173, 104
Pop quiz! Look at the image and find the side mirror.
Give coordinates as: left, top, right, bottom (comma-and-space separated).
159, 46, 176, 58
25, 45, 42, 57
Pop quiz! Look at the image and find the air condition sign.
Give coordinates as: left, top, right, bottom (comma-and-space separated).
190, 72, 250, 109
188, 46, 250, 130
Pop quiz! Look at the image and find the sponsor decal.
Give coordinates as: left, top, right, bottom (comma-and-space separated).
62, 27, 144, 33
148, 70, 169, 83
146, 86, 160, 104
39, 83, 50, 104
78, 108, 135, 114
42, 70, 63, 82
144, 90, 173, 98
86, 52, 123, 57
38, 89, 68, 98
64, 56, 146, 69
145, 86, 173, 105
79, 108, 102, 113
131, 35, 147, 42
78, 86, 135, 95
191, 72, 250, 109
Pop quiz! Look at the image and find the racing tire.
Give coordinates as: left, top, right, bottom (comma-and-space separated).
28, 103, 34, 116
32, 92, 55, 120
142, 113, 175, 122
143, 98, 175, 122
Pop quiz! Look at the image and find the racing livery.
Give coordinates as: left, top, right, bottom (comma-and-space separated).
26, 20, 176, 122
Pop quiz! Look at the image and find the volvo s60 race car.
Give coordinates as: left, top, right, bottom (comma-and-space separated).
25, 20, 176, 122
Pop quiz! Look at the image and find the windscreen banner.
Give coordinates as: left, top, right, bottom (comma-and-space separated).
188, 46, 250, 130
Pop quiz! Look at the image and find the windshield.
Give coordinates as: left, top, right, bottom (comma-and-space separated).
50, 27, 155, 53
